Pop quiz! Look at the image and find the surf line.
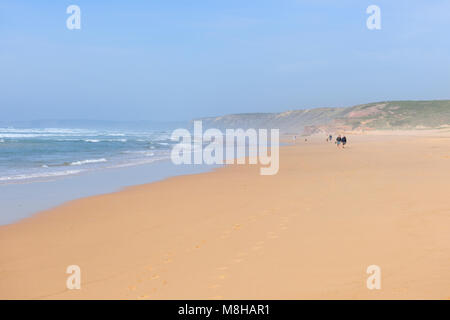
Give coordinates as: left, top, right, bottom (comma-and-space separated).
170, 120, 279, 175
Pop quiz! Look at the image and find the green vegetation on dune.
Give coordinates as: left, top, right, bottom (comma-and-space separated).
196, 100, 450, 133
343, 100, 450, 129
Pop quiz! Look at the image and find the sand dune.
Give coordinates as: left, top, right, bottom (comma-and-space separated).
0, 132, 449, 299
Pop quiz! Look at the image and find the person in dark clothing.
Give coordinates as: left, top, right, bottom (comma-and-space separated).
336, 135, 342, 147
341, 136, 347, 148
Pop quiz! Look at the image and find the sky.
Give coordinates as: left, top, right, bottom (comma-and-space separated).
1, 0, 449, 122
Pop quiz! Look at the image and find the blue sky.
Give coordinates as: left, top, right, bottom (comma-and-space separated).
1, 0, 449, 121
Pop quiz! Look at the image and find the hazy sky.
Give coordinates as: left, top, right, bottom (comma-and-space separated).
1, 0, 449, 121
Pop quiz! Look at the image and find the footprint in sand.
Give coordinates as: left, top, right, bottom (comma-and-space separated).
194, 240, 207, 249
220, 231, 231, 239
128, 285, 137, 291
217, 274, 227, 280
232, 252, 247, 264
251, 240, 265, 251
267, 231, 279, 239
150, 274, 160, 280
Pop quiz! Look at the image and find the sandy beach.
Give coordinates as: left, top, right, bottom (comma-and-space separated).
1, 132, 449, 299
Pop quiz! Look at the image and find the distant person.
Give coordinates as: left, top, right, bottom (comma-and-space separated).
329, 134, 332, 142
336, 135, 342, 148
341, 136, 347, 148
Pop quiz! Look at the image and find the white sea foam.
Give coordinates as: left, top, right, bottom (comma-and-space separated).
0, 128, 95, 134
0, 128, 99, 138
54, 138, 128, 143
109, 139, 127, 142
0, 133, 97, 138
121, 150, 155, 156
106, 157, 166, 169
106, 133, 126, 137
70, 158, 107, 166
0, 170, 83, 182
0, 127, 176, 185
0, 133, 49, 138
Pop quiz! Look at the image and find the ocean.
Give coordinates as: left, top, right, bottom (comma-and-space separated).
0, 127, 176, 184
0, 126, 219, 225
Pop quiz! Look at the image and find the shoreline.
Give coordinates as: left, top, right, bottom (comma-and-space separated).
0, 159, 221, 226
1, 132, 449, 299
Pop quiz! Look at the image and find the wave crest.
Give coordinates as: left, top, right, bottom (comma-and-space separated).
70, 158, 107, 166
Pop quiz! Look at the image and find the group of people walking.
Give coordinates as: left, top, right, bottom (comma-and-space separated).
327, 134, 347, 148
294, 133, 348, 148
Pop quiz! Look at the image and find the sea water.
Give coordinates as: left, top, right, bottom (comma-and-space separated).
0, 127, 218, 225
0, 127, 175, 183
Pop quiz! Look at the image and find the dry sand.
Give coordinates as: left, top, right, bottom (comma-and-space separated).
1, 132, 449, 299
